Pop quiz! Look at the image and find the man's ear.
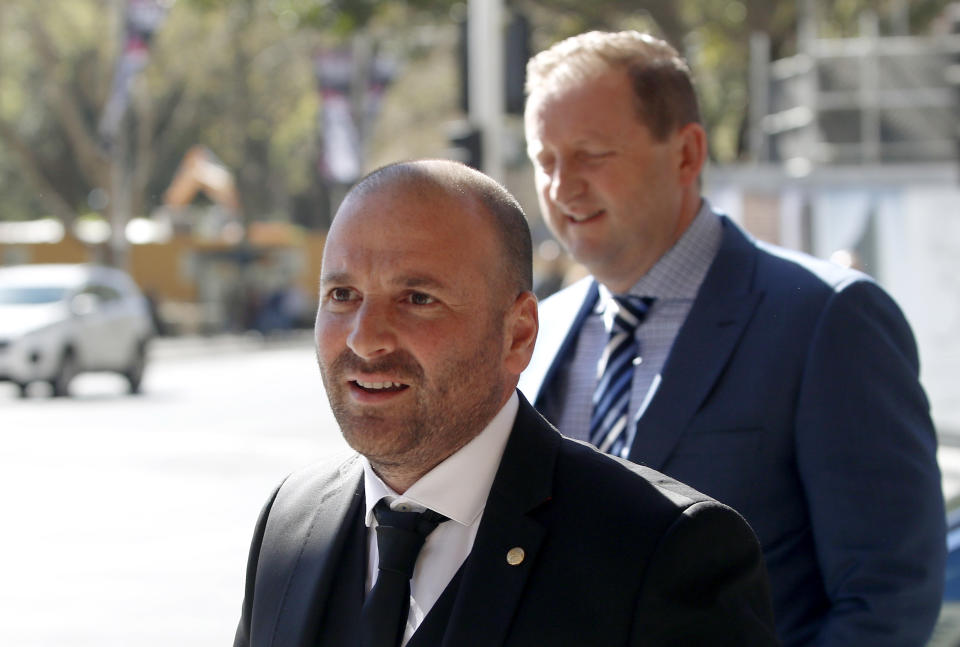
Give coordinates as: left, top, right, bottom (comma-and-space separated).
676, 122, 708, 187
503, 291, 539, 376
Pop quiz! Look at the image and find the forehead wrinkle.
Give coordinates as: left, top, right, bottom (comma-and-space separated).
326, 181, 504, 300
400, 274, 449, 291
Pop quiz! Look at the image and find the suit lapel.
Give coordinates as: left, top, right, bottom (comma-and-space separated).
519, 277, 597, 407
629, 218, 763, 469
255, 456, 365, 647
441, 395, 557, 647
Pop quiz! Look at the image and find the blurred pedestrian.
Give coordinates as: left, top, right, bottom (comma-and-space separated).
234, 159, 777, 646
519, 30, 945, 647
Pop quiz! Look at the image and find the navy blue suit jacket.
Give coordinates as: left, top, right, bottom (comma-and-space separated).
520, 216, 945, 646
234, 394, 777, 646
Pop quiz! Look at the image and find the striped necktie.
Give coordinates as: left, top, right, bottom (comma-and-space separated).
589, 295, 654, 455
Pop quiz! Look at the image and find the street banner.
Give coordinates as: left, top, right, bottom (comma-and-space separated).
99, 0, 171, 146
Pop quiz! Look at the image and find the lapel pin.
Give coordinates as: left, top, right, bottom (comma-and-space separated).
506, 547, 525, 566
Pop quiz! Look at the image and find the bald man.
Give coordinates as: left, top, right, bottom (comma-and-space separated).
234, 159, 776, 647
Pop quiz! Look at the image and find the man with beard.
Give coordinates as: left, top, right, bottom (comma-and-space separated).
233, 159, 777, 647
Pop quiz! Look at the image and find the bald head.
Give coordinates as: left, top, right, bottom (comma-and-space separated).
317, 159, 540, 491
337, 160, 533, 297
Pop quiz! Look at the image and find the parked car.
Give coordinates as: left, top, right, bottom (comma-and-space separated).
0, 264, 155, 397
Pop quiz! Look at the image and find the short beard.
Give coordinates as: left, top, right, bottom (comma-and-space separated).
318, 317, 509, 480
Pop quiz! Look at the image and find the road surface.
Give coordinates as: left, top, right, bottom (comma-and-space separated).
0, 333, 345, 647
2, 332, 959, 646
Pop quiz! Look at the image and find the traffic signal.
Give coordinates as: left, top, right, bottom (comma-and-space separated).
446, 121, 483, 170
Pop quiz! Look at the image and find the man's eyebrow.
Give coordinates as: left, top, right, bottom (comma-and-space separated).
319, 272, 448, 291
400, 275, 447, 291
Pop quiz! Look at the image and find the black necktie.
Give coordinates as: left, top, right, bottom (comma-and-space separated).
359, 500, 448, 647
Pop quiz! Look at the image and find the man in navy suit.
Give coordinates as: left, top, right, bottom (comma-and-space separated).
519, 30, 945, 646
234, 159, 777, 646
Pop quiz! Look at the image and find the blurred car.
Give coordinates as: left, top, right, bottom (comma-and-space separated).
0, 263, 154, 397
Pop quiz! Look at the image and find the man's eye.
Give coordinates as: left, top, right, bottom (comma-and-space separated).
584, 151, 612, 163
329, 288, 354, 302
408, 292, 435, 306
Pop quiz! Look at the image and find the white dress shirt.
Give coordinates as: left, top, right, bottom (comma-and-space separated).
361, 392, 518, 646
540, 200, 722, 457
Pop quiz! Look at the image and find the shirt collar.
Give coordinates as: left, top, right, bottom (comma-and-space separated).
362, 391, 519, 528
596, 199, 722, 314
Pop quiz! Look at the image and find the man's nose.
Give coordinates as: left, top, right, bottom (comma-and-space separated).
548, 160, 586, 207
346, 301, 396, 359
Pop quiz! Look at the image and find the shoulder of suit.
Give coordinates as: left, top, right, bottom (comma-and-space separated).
554, 434, 718, 513
715, 215, 873, 295
756, 239, 874, 292
276, 450, 361, 501
537, 276, 594, 312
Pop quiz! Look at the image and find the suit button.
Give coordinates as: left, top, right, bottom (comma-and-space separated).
506, 547, 525, 566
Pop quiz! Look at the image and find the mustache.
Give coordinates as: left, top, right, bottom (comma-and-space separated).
328, 348, 424, 382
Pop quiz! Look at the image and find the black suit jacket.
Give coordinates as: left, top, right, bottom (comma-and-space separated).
234, 394, 777, 646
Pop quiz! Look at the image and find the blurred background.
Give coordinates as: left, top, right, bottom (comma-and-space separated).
1, 0, 960, 644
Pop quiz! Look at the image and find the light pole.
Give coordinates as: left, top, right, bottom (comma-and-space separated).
109, 0, 131, 270
467, 0, 505, 182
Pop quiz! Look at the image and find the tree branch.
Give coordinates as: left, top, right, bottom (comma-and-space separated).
132, 80, 155, 217
0, 119, 77, 223
27, 15, 111, 189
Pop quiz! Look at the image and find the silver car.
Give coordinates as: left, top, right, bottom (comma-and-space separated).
0, 264, 155, 397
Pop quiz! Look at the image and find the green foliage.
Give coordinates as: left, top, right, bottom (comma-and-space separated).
0, 0, 324, 222
0, 0, 955, 226
522, 0, 955, 161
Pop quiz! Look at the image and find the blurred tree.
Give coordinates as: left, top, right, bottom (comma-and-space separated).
517, 0, 953, 161
0, 0, 324, 226
0, 0, 954, 229
0, 0, 465, 227
150, 0, 322, 225
0, 2, 109, 223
